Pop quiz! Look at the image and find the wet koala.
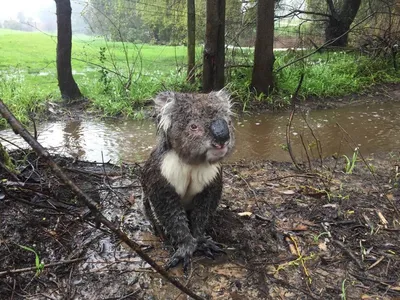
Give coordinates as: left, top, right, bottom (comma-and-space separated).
141, 90, 235, 270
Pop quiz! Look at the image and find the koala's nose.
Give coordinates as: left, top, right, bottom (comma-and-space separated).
210, 119, 230, 146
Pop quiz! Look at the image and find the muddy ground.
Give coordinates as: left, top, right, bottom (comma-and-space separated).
0, 148, 399, 300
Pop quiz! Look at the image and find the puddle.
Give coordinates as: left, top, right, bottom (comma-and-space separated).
1, 101, 400, 162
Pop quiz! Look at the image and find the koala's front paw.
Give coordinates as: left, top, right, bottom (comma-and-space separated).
196, 237, 226, 260
165, 238, 197, 272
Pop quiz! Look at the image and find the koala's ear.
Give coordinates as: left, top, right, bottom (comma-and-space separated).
213, 88, 233, 113
154, 92, 176, 113
154, 92, 175, 132
216, 88, 231, 103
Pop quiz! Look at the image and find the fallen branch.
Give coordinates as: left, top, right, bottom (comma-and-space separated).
0, 99, 204, 300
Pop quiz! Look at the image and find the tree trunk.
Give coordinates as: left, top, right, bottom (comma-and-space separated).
187, 0, 196, 83
325, 0, 362, 47
251, 0, 275, 96
202, 0, 226, 92
55, 0, 82, 100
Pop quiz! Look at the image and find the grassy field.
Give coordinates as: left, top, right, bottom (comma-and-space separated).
1, 28, 400, 126
0, 29, 195, 124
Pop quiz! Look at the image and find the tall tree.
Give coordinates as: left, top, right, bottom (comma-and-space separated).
187, 0, 196, 83
251, 0, 275, 95
138, 0, 187, 44
202, 0, 226, 92
325, 0, 362, 46
305, 0, 362, 47
55, 0, 82, 100
85, 0, 148, 42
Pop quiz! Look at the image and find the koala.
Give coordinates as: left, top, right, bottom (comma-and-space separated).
141, 90, 235, 271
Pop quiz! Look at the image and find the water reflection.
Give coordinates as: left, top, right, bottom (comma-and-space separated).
1, 101, 400, 163
63, 120, 85, 158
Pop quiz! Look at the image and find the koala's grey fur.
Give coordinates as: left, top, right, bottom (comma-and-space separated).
141, 90, 235, 270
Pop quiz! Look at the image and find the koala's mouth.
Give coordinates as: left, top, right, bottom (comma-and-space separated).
211, 141, 228, 149
206, 143, 229, 163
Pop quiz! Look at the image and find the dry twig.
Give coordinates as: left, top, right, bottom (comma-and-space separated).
332, 240, 364, 270
0, 258, 86, 277
286, 73, 304, 171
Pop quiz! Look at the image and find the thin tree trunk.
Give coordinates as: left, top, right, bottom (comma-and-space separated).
55, 0, 82, 100
251, 0, 275, 95
187, 0, 196, 83
202, 0, 225, 92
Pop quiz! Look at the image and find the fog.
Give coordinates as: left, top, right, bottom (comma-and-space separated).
0, 0, 305, 35
0, 0, 89, 33
0, 0, 53, 20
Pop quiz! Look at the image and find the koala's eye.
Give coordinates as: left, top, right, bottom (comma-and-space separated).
228, 120, 232, 126
190, 124, 198, 131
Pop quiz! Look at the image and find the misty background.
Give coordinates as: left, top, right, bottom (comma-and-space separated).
0, 0, 88, 33
0, 0, 305, 38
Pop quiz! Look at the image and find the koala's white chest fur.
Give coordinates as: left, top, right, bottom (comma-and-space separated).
161, 150, 220, 208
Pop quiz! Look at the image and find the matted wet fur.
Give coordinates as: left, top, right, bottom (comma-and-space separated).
141, 90, 235, 270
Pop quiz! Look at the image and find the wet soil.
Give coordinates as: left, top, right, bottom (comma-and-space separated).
1, 150, 399, 299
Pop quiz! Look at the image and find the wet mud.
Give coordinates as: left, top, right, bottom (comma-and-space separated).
1, 150, 399, 299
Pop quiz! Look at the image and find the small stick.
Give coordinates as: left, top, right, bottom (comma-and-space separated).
299, 133, 312, 170
286, 74, 305, 172
266, 174, 318, 181
0, 258, 86, 277
0, 136, 26, 151
300, 110, 323, 167
367, 255, 385, 271
333, 240, 364, 270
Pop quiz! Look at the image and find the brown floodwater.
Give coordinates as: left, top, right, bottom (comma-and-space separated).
1, 101, 400, 163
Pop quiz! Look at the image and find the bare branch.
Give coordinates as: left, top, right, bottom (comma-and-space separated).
275, 9, 331, 20
286, 74, 305, 172
72, 58, 128, 79
275, 13, 375, 73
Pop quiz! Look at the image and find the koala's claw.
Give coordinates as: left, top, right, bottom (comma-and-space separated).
165, 253, 191, 272
165, 238, 225, 271
203, 248, 215, 260
165, 239, 197, 272
196, 237, 226, 258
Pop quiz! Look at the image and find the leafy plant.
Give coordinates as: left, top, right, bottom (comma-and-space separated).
18, 244, 45, 276
98, 47, 111, 93
343, 148, 359, 174
340, 279, 347, 300
313, 232, 330, 243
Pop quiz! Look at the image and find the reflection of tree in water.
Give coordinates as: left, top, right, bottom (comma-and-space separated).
63, 120, 85, 159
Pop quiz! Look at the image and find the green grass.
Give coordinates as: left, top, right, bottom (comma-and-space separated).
1, 28, 400, 126
0, 29, 194, 125
274, 50, 400, 98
